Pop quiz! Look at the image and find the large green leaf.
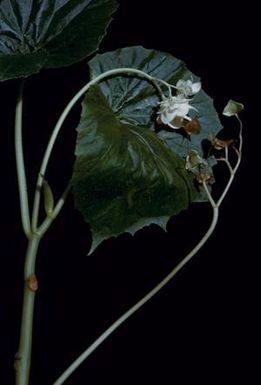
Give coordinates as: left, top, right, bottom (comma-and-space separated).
73, 85, 201, 253
72, 46, 222, 253
0, 0, 118, 81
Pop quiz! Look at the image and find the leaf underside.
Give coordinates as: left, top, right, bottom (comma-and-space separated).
0, 0, 118, 81
72, 47, 222, 253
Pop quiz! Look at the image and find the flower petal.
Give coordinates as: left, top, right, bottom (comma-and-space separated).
191, 82, 201, 94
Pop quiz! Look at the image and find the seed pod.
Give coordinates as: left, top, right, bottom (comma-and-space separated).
184, 118, 201, 135
43, 180, 54, 215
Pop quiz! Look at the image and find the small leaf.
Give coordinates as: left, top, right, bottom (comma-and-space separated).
223, 99, 244, 116
0, 0, 118, 81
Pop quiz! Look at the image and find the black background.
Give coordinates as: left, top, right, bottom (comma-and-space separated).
0, 1, 257, 384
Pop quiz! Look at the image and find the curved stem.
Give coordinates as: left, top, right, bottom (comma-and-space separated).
236, 114, 243, 154
31, 68, 161, 232
15, 234, 41, 385
154, 78, 177, 97
53, 205, 219, 385
15, 80, 31, 238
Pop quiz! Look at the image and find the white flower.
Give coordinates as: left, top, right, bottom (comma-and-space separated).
157, 94, 197, 129
176, 79, 201, 97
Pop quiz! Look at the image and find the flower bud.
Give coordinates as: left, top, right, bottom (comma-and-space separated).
184, 118, 201, 135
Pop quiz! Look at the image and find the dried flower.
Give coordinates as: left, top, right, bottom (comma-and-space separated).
196, 172, 215, 185
185, 150, 207, 171
210, 135, 234, 150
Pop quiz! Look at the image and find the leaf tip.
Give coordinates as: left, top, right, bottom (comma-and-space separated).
87, 234, 105, 256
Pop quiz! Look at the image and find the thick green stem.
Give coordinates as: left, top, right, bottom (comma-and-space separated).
12, 68, 161, 385
15, 235, 41, 385
15, 80, 31, 238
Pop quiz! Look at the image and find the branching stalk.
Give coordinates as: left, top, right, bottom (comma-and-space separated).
52, 110, 243, 384
217, 131, 242, 206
